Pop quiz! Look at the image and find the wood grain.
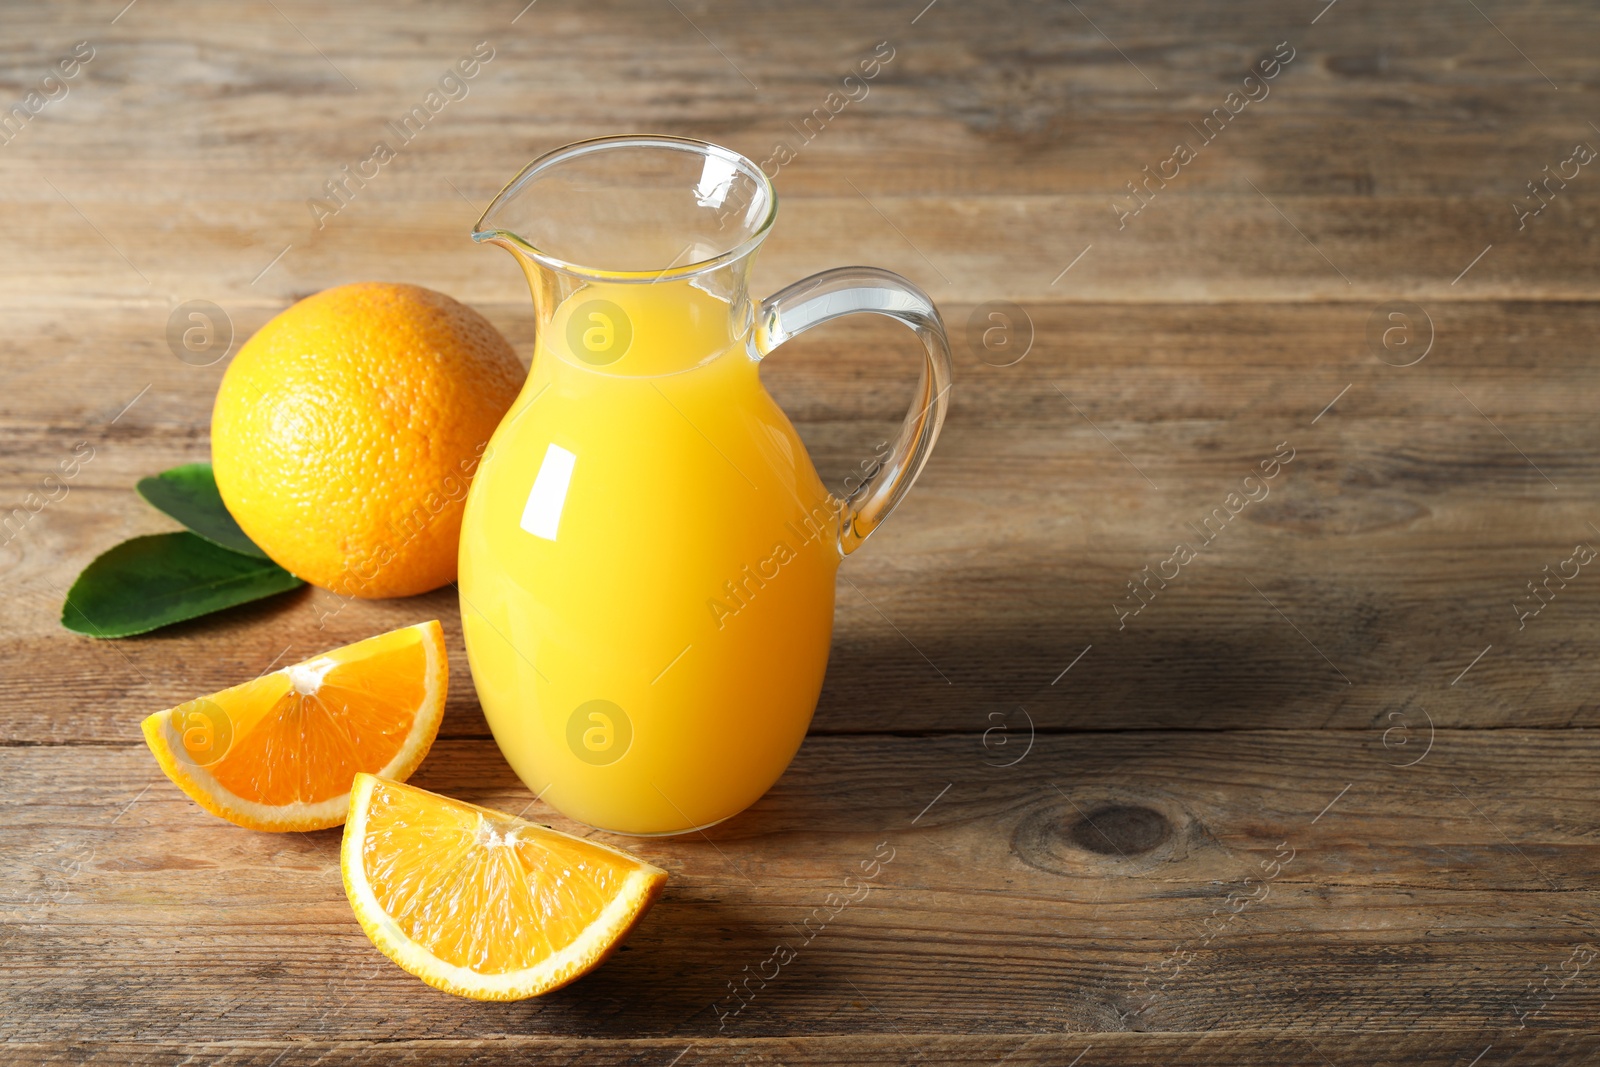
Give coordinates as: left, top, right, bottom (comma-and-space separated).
2, 0, 1599, 1062
6, 302, 1600, 742
3, 735, 1599, 1049
1, 1, 1598, 308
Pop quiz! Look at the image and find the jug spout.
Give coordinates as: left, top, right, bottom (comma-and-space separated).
472, 135, 774, 278
471, 229, 568, 343
472, 136, 775, 376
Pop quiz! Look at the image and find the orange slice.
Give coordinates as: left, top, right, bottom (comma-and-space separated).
141, 621, 447, 831
341, 774, 667, 1000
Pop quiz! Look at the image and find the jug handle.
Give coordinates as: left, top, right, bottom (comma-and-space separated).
752, 266, 953, 556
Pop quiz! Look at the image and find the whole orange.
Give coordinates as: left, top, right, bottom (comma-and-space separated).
212, 282, 524, 598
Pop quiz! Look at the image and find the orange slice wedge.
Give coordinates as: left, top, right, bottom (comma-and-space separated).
341, 774, 667, 1000
141, 621, 447, 831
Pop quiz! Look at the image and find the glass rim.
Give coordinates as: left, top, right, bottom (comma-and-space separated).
472, 134, 779, 284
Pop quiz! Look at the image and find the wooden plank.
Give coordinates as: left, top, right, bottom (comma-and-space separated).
5, 1032, 1600, 1067
9, 298, 1600, 434
0, 3, 1598, 306
2, 733, 1597, 1046
6, 185, 1597, 308
5, 1032, 1599, 1067
4, 302, 1599, 741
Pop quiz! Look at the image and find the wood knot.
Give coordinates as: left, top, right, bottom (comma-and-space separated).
1013, 788, 1196, 877
1066, 804, 1171, 856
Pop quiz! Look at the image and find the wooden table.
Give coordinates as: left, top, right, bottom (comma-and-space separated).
4, 1, 1598, 1063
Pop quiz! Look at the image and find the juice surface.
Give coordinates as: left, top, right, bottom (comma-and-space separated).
459, 280, 840, 834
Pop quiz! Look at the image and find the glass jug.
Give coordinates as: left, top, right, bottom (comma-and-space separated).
460, 136, 952, 834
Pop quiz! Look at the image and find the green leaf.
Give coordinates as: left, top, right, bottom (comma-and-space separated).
61, 532, 304, 638
136, 462, 268, 558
